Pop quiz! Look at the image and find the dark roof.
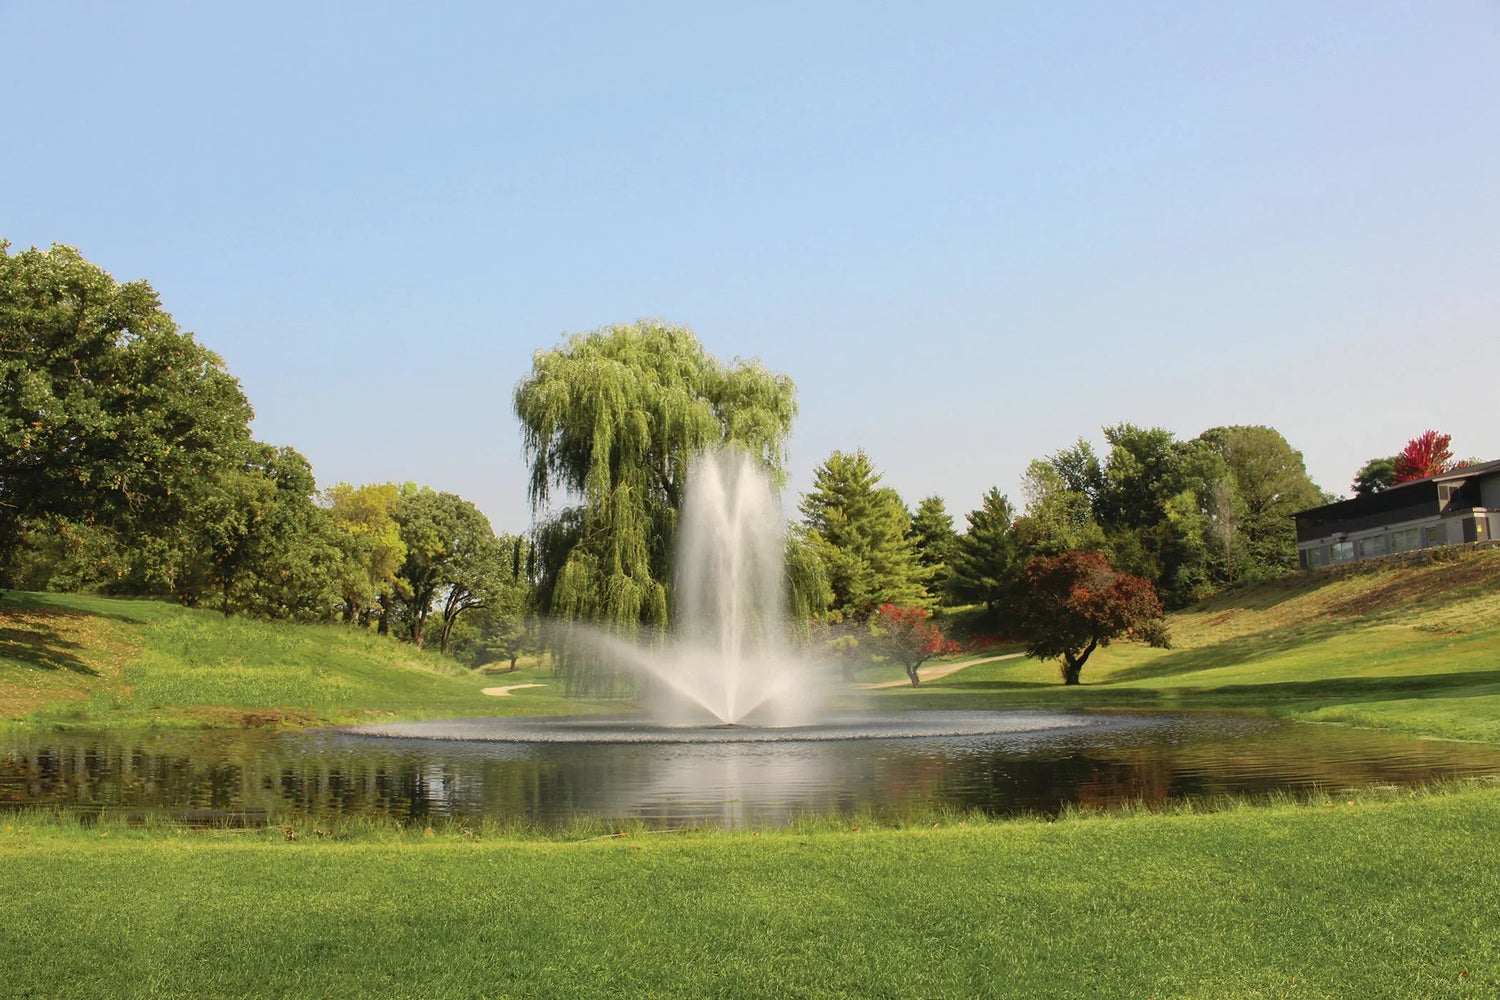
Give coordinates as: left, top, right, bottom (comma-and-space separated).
1423, 457, 1500, 484
1292, 458, 1500, 521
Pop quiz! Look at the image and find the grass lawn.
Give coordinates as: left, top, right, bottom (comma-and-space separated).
3, 783, 1497, 999
874, 548, 1500, 744
0, 591, 604, 729
5, 554, 1500, 997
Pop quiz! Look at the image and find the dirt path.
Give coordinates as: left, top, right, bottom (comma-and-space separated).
858, 652, 1023, 690
480, 682, 547, 697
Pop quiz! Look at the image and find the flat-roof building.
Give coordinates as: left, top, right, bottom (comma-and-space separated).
1292, 459, 1500, 570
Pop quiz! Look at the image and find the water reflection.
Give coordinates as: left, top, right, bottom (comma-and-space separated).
3, 711, 1499, 829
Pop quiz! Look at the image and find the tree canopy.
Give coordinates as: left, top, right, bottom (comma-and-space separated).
800, 450, 929, 619
1352, 457, 1396, 496
513, 321, 796, 690
0, 242, 253, 580
909, 496, 958, 598
1393, 431, 1456, 484
394, 487, 503, 652
869, 604, 960, 687
947, 488, 1022, 622
1016, 550, 1168, 685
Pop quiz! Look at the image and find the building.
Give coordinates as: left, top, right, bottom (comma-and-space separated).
1292, 459, 1500, 570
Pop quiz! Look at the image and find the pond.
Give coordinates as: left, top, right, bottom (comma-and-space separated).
4, 710, 1498, 829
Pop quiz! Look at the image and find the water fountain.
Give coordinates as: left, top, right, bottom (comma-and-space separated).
625, 446, 815, 726
351, 447, 1087, 743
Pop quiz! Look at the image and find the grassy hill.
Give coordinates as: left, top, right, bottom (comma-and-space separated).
876, 547, 1500, 743
0, 591, 583, 728
5, 547, 1499, 738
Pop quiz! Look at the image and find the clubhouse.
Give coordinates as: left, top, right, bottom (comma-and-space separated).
1292, 459, 1500, 570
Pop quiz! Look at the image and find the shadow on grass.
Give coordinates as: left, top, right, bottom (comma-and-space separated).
1102, 617, 1362, 683
0, 616, 99, 676
881, 669, 1500, 714
0, 590, 168, 624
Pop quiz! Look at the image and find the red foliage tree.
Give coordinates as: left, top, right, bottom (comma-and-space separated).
1392, 430, 1455, 485
871, 604, 961, 687
1016, 550, 1170, 685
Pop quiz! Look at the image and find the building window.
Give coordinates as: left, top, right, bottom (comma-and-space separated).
1331, 540, 1354, 562
1389, 527, 1420, 553
1424, 525, 1446, 548
1358, 536, 1387, 559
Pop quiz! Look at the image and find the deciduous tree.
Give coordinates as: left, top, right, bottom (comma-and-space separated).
1393, 431, 1455, 484
0, 242, 253, 581
394, 488, 503, 652
870, 603, 960, 687
1352, 457, 1397, 496
325, 482, 406, 625
513, 321, 796, 692
1196, 425, 1321, 580
1016, 550, 1169, 685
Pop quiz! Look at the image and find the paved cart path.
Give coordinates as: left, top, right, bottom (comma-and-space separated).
480, 683, 547, 697
859, 652, 1024, 690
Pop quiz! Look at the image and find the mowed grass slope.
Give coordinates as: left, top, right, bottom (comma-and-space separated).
0, 591, 578, 728
881, 548, 1500, 743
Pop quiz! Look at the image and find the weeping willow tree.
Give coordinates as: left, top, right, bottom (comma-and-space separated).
514, 321, 797, 694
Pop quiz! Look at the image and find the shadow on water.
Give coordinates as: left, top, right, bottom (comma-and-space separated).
4, 711, 1500, 830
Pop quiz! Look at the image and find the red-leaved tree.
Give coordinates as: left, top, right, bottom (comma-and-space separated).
1016, 550, 1170, 685
871, 604, 961, 687
1392, 430, 1455, 485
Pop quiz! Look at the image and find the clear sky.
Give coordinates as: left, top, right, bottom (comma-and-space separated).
5, 2, 1498, 533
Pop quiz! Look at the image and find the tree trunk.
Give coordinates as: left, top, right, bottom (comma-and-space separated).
1061, 656, 1082, 685
440, 615, 455, 655
377, 594, 391, 636
509, 656, 518, 672
906, 663, 921, 687
1060, 638, 1099, 685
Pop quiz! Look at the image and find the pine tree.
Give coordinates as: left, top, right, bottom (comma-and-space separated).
948, 488, 1022, 623
799, 450, 929, 619
909, 496, 957, 600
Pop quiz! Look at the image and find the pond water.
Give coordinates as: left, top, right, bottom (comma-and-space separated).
4, 710, 1498, 829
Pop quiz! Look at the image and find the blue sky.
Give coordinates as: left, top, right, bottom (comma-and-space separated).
5, 2, 1498, 532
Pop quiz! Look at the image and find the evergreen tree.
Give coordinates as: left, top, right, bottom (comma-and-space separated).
799, 450, 929, 619
909, 496, 957, 600
948, 488, 1022, 623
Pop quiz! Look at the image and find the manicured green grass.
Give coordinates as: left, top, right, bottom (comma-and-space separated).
0, 591, 602, 729
6, 547, 1500, 740
6, 558, 1500, 997
875, 549, 1500, 744
4, 783, 1498, 998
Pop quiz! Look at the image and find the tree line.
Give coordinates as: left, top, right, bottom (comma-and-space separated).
0, 242, 530, 664
4, 243, 1467, 686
